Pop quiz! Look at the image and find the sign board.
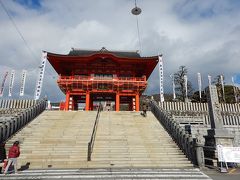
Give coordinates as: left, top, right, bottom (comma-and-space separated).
217, 145, 240, 163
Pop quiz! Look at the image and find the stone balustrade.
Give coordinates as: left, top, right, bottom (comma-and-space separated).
150, 100, 205, 167
0, 99, 47, 143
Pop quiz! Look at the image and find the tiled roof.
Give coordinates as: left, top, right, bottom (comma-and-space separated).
68, 47, 141, 58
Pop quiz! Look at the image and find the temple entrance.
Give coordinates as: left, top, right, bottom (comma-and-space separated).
47, 48, 158, 111
69, 93, 138, 111
91, 93, 115, 111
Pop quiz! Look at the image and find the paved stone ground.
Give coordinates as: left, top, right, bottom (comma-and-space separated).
203, 168, 240, 180
0, 168, 212, 179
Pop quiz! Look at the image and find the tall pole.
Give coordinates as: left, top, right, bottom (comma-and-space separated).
34, 51, 47, 100
197, 73, 202, 101
220, 75, 226, 102
170, 74, 176, 100
8, 70, 15, 97
158, 55, 164, 103
232, 76, 238, 103
184, 75, 188, 101
20, 70, 27, 96
0, 72, 8, 97
208, 75, 212, 86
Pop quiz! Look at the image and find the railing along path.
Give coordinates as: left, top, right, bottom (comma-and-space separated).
87, 103, 102, 161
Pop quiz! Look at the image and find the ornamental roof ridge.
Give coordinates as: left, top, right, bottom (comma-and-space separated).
69, 47, 141, 58
70, 47, 139, 54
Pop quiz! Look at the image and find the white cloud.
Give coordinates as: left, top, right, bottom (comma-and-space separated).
0, 0, 240, 101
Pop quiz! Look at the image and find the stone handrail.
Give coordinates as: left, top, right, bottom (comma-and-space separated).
0, 99, 47, 143
149, 100, 205, 167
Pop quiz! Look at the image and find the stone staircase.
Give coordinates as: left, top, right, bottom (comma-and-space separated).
91, 111, 193, 168
6, 111, 97, 169
5, 111, 192, 169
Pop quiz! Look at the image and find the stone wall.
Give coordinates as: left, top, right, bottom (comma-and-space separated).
0, 99, 47, 143
159, 102, 240, 146
0, 99, 37, 109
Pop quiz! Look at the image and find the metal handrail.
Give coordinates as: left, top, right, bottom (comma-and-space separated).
87, 103, 102, 161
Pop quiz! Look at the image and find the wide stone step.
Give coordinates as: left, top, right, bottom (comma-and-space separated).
0, 168, 211, 179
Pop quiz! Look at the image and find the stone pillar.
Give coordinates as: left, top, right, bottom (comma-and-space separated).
116, 93, 120, 111
204, 85, 234, 167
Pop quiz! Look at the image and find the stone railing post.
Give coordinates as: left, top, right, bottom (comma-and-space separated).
193, 138, 205, 168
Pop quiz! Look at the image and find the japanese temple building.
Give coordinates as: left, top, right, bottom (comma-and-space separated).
47, 47, 158, 111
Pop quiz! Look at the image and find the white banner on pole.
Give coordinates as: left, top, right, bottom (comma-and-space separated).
20, 70, 27, 96
170, 74, 176, 100
34, 51, 47, 100
158, 55, 164, 102
220, 75, 225, 101
0, 72, 8, 97
217, 145, 240, 163
208, 75, 212, 86
197, 73, 202, 99
8, 70, 15, 97
232, 76, 238, 103
184, 75, 188, 98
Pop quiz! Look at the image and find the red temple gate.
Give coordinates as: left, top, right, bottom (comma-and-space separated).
47, 47, 158, 111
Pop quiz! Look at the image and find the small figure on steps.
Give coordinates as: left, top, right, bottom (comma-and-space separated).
4, 141, 20, 174
141, 103, 147, 117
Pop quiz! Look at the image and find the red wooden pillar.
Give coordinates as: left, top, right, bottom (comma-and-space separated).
85, 91, 90, 111
116, 93, 120, 111
65, 91, 70, 111
135, 93, 140, 111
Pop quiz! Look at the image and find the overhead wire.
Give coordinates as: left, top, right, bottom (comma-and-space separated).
135, 14, 142, 55
0, 0, 39, 65
133, 0, 142, 55
0, 0, 55, 78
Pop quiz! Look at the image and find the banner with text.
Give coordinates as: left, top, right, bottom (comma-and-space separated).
158, 55, 164, 102
197, 73, 202, 99
0, 72, 8, 97
184, 75, 188, 98
8, 70, 15, 97
34, 52, 47, 100
20, 70, 27, 96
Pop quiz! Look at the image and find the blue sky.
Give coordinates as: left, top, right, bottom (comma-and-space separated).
0, 0, 240, 101
14, 0, 41, 9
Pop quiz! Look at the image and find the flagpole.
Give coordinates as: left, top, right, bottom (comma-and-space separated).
170, 74, 176, 100
197, 73, 202, 102
0, 72, 8, 97
184, 75, 188, 102
232, 76, 238, 103
158, 54, 164, 104
34, 51, 47, 100
220, 75, 226, 102
208, 75, 212, 86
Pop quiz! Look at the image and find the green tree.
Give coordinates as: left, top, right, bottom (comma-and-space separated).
213, 75, 225, 103
174, 66, 194, 102
191, 90, 207, 103
213, 75, 239, 103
